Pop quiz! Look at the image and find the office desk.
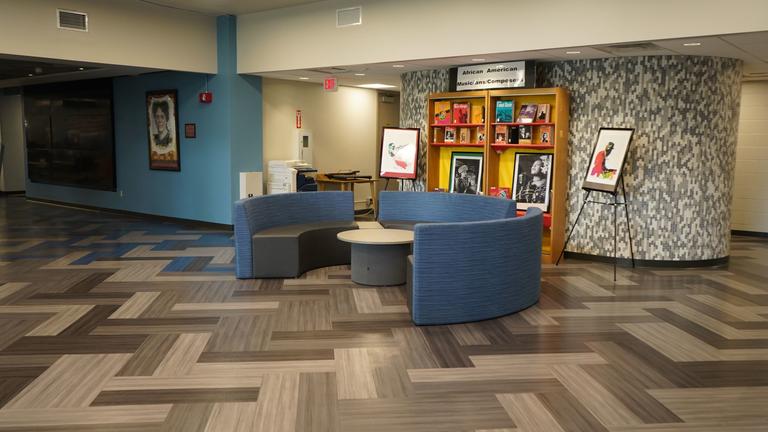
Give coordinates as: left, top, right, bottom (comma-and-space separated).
316, 174, 378, 216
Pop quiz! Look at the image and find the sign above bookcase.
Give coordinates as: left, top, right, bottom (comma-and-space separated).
449, 61, 537, 92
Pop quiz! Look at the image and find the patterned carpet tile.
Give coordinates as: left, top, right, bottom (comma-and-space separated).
0, 197, 766, 431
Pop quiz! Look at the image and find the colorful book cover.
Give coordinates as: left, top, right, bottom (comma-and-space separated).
434, 101, 451, 125
452, 103, 469, 124
489, 187, 512, 199
517, 104, 538, 123
519, 125, 533, 143
537, 125, 553, 144
495, 125, 507, 143
536, 104, 551, 123
458, 128, 470, 144
470, 100, 485, 124
508, 125, 519, 144
495, 100, 514, 123
444, 126, 457, 143
476, 126, 486, 143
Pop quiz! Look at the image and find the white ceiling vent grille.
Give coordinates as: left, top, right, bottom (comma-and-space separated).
596, 42, 662, 55
57, 9, 88, 32
336, 6, 362, 28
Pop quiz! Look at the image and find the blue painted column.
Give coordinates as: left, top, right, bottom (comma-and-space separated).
217, 15, 263, 212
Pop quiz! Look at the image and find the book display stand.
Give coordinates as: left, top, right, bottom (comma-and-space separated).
426, 88, 569, 263
555, 177, 635, 281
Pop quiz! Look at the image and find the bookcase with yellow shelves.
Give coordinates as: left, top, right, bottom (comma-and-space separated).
487, 87, 569, 264
425, 87, 569, 264
426, 91, 489, 193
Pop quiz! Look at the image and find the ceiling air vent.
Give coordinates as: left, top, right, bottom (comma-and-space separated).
57, 9, 88, 32
309, 67, 349, 74
337, 6, 362, 28
597, 42, 663, 55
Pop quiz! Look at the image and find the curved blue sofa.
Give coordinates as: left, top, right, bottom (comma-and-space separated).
233, 192, 355, 279
378, 191, 517, 226
378, 192, 541, 325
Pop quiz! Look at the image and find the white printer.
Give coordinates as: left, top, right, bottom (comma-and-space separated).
267, 160, 317, 194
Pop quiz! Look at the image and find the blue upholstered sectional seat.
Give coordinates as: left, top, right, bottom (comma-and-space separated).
233, 192, 355, 279
378, 191, 542, 325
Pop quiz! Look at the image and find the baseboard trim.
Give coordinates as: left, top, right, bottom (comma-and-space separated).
732, 230, 768, 238
25, 197, 233, 231
0, 191, 25, 196
562, 251, 729, 268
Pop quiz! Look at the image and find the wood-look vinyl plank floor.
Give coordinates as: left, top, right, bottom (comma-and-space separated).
0, 197, 766, 430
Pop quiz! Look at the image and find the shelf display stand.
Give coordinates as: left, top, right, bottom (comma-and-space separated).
425, 87, 569, 264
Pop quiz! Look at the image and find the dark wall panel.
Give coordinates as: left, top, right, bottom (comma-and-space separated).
24, 78, 116, 191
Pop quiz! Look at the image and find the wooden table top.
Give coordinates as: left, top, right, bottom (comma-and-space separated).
316, 174, 377, 184
337, 229, 414, 245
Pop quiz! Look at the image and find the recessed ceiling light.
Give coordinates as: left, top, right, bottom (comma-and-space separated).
683, 42, 701, 47
79, 67, 85, 70
566, 51, 581, 55
471, 58, 486, 62
354, 73, 366, 76
392, 64, 405, 68
358, 83, 397, 89
27, 73, 34, 77
298, 77, 309, 80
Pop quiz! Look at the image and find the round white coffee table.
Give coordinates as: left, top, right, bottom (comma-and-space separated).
337, 229, 414, 286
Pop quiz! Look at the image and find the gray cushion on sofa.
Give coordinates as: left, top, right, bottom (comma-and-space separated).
252, 221, 357, 278
378, 220, 433, 231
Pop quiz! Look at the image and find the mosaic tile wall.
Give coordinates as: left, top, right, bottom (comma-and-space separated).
399, 69, 450, 191
400, 56, 743, 261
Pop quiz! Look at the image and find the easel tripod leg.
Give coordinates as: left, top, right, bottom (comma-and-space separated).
621, 179, 636, 268
556, 191, 591, 265
613, 195, 618, 282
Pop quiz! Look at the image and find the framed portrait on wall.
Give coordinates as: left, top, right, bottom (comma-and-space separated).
512, 152, 553, 211
449, 152, 483, 194
582, 127, 634, 192
146, 90, 180, 171
379, 127, 419, 179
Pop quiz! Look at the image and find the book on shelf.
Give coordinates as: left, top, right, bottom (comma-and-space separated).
476, 126, 486, 143
432, 127, 442, 143
508, 125, 519, 144
495, 125, 507, 143
489, 187, 512, 199
517, 104, 538, 123
536, 125, 553, 144
434, 101, 451, 125
444, 126, 457, 143
519, 125, 532, 144
458, 127, 470, 144
536, 104, 551, 123
470, 100, 485, 124
452, 103, 469, 124
495, 100, 514, 123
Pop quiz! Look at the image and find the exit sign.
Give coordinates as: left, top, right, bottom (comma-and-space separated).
323, 77, 338, 92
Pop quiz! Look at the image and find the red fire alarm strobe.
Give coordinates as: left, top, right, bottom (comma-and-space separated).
199, 91, 213, 103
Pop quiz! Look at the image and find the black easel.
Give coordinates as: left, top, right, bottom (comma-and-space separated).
556, 176, 635, 281
384, 178, 417, 192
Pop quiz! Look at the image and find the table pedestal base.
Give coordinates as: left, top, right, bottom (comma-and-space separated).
350, 243, 410, 286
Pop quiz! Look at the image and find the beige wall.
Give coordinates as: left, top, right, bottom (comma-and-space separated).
238, 0, 768, 73
0, 93, 26, 192
733, 81, 768, 233
262, 78, 380, 206
0, 0, 217, 73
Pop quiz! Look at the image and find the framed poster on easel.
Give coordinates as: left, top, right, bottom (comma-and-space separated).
582, 128, 633, 193
558, 127, 636, 281
379, 127, 420, 183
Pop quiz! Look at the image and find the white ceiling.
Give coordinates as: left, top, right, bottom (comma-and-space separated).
259, 32, 768, 91
139, 0, 324, 15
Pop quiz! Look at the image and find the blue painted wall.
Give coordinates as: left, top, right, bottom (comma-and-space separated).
25, 15, 261, 225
